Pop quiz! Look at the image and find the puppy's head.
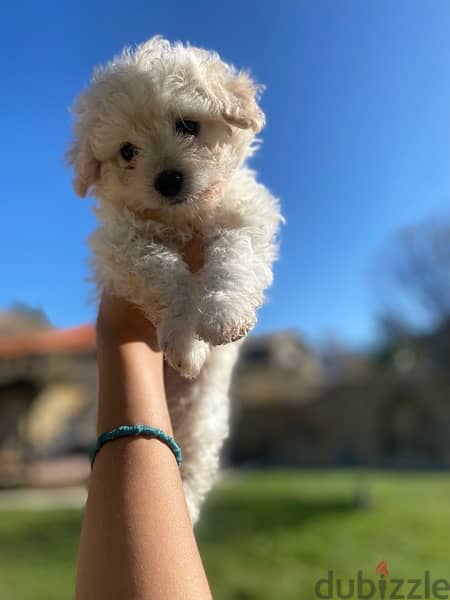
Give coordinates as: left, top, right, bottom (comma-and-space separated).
68, 36, 265, 215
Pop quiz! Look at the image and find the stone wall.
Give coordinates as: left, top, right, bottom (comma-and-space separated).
228, 374, 450, 469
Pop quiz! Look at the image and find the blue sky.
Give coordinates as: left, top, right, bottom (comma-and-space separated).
1, 1, 449, 346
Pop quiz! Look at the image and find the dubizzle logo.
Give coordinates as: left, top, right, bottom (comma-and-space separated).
314, 561, 450, 599
376, 560, 390, 577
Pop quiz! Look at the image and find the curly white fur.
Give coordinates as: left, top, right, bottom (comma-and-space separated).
68, 36, 283, 522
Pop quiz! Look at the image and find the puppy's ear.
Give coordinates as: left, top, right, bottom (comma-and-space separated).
67, 89, 100, 198
222, 72, 265, 133
66, 136, 100, 198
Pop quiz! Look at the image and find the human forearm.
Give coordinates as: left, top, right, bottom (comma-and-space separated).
95, 333, 171, 435
75, 294, 212, 600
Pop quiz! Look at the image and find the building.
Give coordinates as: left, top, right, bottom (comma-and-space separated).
0, 324, 96, 486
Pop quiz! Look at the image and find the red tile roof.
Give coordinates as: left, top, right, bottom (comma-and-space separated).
0, 324, 95, 359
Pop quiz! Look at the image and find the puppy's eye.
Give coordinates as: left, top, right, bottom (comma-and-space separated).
120, 143, 138, 162
176, 119, 200, 137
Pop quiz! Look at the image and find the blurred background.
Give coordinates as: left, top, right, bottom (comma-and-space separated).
1, 1, 450, 598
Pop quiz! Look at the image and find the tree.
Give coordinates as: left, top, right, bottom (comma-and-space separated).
390, 220, 450, 326
0, 304, 50, 337
374, 218, 450, 371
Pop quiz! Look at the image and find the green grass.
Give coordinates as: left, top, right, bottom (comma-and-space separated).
1, 471, 450, 599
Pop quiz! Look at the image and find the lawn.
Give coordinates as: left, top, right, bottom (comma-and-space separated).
0, 471, 449, 599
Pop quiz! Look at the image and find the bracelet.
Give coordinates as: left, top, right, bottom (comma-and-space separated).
90, 425, 183, 469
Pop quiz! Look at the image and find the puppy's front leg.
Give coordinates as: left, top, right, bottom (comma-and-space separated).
157, 277, 210, 379
156, 236, 211, 379
197, 227, 276, 346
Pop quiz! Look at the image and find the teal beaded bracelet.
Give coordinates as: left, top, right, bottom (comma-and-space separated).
90, 425, 183, 469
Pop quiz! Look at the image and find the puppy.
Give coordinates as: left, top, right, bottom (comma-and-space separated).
68, 36, 283, 522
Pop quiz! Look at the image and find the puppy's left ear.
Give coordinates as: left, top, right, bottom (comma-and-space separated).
66, 89, 100, 198
66, 136, 100, 198
222, 72, 265, 133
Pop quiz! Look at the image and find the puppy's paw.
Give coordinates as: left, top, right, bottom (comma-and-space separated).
197, 295, 256, 346
166, 337, 210, 379
158, 322, 210, 378
198, 317, 255, 346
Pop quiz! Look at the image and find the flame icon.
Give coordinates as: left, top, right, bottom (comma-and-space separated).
376, 560, 390, 577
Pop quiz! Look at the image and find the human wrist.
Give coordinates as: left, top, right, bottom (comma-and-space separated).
96, 401, 172, 437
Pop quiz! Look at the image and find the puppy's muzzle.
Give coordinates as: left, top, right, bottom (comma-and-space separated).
154, 170, 184, 200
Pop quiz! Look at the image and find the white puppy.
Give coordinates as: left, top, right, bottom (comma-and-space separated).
68, 36, 283, 522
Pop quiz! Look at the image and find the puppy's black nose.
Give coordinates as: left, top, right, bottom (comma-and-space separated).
154, 170, 183, 197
